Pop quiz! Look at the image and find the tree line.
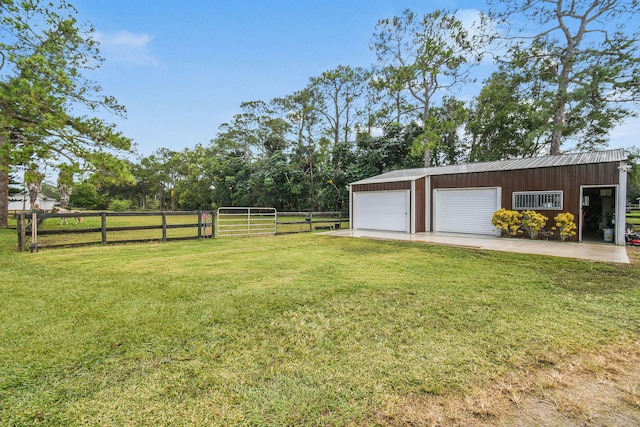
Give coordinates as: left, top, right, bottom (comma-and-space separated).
2, 1, 639, 223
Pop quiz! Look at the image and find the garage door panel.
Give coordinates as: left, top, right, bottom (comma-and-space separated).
355, 191, 409, 232
435, 188, 500, 235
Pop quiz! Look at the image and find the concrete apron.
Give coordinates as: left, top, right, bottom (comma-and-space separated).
326, 229, 630, 264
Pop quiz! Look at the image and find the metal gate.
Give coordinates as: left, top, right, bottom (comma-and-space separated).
216, 207, 277, 237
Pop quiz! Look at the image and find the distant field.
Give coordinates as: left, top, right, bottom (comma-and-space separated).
628, 210, 640, 227
0, 228, 638, 425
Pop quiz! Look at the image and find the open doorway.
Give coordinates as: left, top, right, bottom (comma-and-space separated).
580, 186, 617, 243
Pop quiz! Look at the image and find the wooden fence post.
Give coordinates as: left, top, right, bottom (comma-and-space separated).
30, 210, 38, 253
101, 212, 107, 244
197, 210, 202, 239
309, 212, 313, 232
162, 211, 167, 242
211, 211, 215, 238
17, 213, 26, 251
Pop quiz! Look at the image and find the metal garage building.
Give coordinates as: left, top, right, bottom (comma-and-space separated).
349, 149, 629, 245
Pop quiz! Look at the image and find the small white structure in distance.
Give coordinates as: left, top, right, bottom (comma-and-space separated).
8, 193, 57, 211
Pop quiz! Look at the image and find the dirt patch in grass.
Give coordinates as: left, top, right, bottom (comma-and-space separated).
495, 343, 640, 427
628, 245, 640, 264
373, 342, 640, 426
374, 244, 640, 427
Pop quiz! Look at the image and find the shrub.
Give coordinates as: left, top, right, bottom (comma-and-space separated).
492, 208, 522, 237
109, 198, 133, 211
69, 182, 107, 210
553, 212, 577, 241
521, 210, 548, 239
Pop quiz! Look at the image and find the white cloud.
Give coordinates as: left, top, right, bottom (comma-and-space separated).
609, 115, 640, 150
94, 30, 160, 67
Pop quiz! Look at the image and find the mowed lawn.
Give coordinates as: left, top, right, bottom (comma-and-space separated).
1, 229, 639, 426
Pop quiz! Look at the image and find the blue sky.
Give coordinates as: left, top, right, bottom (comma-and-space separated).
72, 0, 639, 157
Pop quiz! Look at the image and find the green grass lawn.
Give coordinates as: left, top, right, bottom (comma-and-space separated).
1, 229, 639, 425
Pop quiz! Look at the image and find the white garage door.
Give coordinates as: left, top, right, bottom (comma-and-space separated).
354, 190, 409, 232
434, 188, 500, 235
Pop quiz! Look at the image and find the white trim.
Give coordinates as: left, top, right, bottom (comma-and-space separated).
617, 162, 628, 245
425, 177, 431, 232
410, 180, 416, 234
348, 185, 353, 230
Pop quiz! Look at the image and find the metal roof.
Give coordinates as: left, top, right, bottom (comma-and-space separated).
350, 149, 627, 185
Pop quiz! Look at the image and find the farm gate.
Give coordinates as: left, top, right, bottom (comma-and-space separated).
216, 207, 277, 237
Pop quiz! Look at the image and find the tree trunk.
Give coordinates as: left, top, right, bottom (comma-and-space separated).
549, 58, 573, 156
424, 148, 431, 168
333, 100, 340, 146
0, 135, 9, 228
27, 182, 41, 209
58, 184, 72, 208
423, 97, 432, 168
549, 5, 583, 155
0, 168, 8, 228
308, 144, 315, 211
549, 108, 564, 155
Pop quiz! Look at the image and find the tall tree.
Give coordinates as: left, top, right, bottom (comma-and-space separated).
430, 97, 468, 166
216, 100, 279, 164
491, 0, 640, 154
467, 68, 550, 161
308, 65, 370, 147
175, 145, 216, 210
152, 148, 186, 211
273, 89, 324, 210
273, 89, 322, 151
207, 132, 253, 208
0, 0, 133, 227
371, 9, 484, 166
356, 123, 424, 175
369, 66, 417, 127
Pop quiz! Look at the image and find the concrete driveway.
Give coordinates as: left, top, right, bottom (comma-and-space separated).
326, 229, 630, 264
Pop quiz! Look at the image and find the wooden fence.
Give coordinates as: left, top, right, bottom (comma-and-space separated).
17, 210, 214, 252
276, 211, 349, 233
16, 210, 349, 251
